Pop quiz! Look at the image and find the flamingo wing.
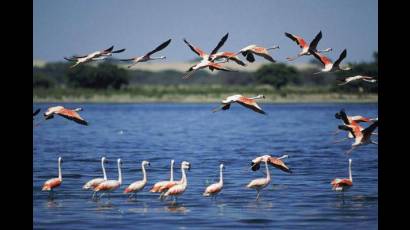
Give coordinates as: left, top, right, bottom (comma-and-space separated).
111, 48, 126, 54
183, 39, 207, 58
333, 49, 347, 67
146, 39, 172, 56
208, 62, 232, 71
254, 52, 276, 63
362, 120, 378, 137
42, 178, 61, 190
350, 116, 370, 123
331, 178, 352, 187
236, 97, 266, 114
267, 157, 292, 173
310, 50, 332, 66
209, 33, 229, 60
309, 31, 322, 50
56, 108, 88, 126
102, 45, 114, 53
285, 32, 308, 48
33, 108, 41, 117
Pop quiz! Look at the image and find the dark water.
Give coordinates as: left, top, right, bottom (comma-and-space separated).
33, 103, 378, 229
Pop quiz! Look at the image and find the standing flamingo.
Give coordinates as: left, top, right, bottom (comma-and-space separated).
337, 75, 377, 86
162, 161, 191, 203
338, 120, 378, 154
157, 161, 187, 197
124, 160, 150, 198
331, 159, 353, 193
203, 164, 224, 199
120, 39, 171, 68
83, 157, 108, 199
64, 45, 125, 68
250, 154, 292, 173
310, 49, 351, 74
44, 106, 88, 126
285, 31, 332, 61
94, 158, 122, 199
42, 157, 63, 198
246, 159, 270, 200
150, 160, 175, 194
237, 44, 279, 63
182, 33, 233, 79
212, 94, 266, 114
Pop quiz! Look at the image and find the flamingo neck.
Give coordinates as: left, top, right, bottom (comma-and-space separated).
318, 48, 332, 53
151, 56, 166, 60
102, 159, 107, 180
170, 161, 174, 182
117, 161, 122, 184
219, 167, 223, 186
251, 95, 263, 100
348, 160, 352, 182
58, 159, 62, 181
73, 108, 82, 112
265, 161, 270, 181
267, 45, 279, 50
181, 167, 187, 185
142, 163, 147, 182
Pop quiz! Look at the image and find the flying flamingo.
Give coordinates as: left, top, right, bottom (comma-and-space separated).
120, 39, 171, 68
124, 160, 150, 199
44, 106, 88, 126
337, 75, 377, 86
210, 51, 247, 66
162, 161, 191, 203
203, 164, 224, 199
331, 158, 353, 193
334, 109, 376, 140
212, 94, 267, 114
42, 157, 63, 198
338, 120, 378, 154
83, 157, 108, 199
94, 158, 122, 199
182, 33, 233, 79
64, 45, 125, 68
150, 160, 175, 195
250, 154, 292, 173
246, 159, 270, 200
285, 31, 332, 61
310, 49, 351, 74
237, 44, 279, 63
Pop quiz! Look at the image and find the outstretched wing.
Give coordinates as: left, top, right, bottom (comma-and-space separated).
309, 31, 322, 50
333, 49, 347, 67
57, 109, 88, 126
285, 32, 307, 48
183, 38, 207, 58
209, 33, 229, 60
146, 39, 172, 56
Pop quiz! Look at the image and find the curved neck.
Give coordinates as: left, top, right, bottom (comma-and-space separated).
117, 161, 122, 184
348, 160, 352, 182
219, 167, 223, 185
181, 167, 187, 185
265, 161, 270, 181
141, 163, 147, 182
251, 95, 263, 100
170, 161, 174, 181
102, 159, 107, 180
58, 159, 62, 181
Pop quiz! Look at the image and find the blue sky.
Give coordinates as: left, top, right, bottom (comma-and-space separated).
33, 0, 378, 63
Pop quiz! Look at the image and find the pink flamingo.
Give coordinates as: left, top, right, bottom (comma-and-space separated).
150, 160, 175, 195
331, 159, 353, 193
94, 158, 122, 199
203, 164, 224, 199
338, 120, 378, 154
124, 160, 150, 199
250, 154, 292, 173
162, 161, 191, 203
83, 157, 107, 199
246, 159, 270, 200
285, 31, 332, 61
120, 39, 171, 68
310, 49, 351, 74
213, 94, 266, 114
64, 45, 125, 68
44, 106, 88, 126
42, 157, 63, 198
237, 44, 279, 63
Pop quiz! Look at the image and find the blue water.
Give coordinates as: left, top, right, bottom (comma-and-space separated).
33, 103, 378, 229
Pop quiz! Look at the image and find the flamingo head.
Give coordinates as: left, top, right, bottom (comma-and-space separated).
142, 160, 150, 166
220, 164, 224, 170
182, 161, 191, 171
44, 106, 64, 117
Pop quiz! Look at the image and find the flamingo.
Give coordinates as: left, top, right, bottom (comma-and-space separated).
246, 159, 270, 200
210, 51, 247, 66
338, 120, 378, 154
237, 44, 279, 63
150, 160, 175, 194
162, 161, 191, 203
331, 159, 353, 193
120, 39, 171, 68
124, 160, 150, 198
212, 94, 266, 114
285, 31, 332, 61
42, 157, 63, 198
182, 33, 233, 79
44, 106, 88, 126
33, 109, 40, 119
334, 109, 376, 141
203, 164, 224, 199
337, 75, 377, 86
250, 154, 292, 173
64, 46, 125, 68
94, 158, 122, 199
310, 49, 351, 74
157, 161, 187, 197
83, 157, 108, 199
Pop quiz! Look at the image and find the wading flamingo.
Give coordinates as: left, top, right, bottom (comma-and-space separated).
338, 120, 378, 154
64, 45, 125, 68
124, 160, 150, 198
94, 158, 122, 199
163, 161, 191, 203
237, 44, 279, 63
246, 159, 270, 200
203, 164, 224, 199
150, 160, 175, 195
337, 75, 377, 86
250, 154, 292, 173
182, 33, 233, 79
285, 31, 332, 61
310, 49, 351, 74
42, 157, 63, 198
331, 159, 353, 193
83, 157, 108, 199
44, 106, 88, 126
212, 94, 266, 114
120, 39, 171, 68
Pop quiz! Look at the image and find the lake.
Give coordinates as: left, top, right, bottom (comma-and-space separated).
33, 103, 378, 229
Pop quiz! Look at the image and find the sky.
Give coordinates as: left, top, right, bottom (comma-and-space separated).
33, 0, 378, 64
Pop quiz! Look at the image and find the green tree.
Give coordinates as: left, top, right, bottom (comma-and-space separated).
254, 63, 301, 89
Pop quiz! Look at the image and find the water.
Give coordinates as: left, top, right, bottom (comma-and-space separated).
33, 103, 378, 229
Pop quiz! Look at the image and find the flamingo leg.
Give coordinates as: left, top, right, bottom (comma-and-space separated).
256, 190, 260, 201
345, 146, 356, 155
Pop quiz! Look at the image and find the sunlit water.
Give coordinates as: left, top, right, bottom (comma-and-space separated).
33, 103, 378, 229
